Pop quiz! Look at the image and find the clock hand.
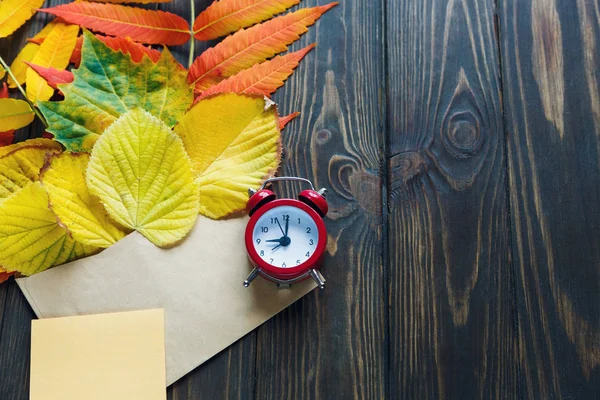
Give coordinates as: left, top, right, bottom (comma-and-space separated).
276, 219, 285, 236
271, 244, 282, 252
266, 239, 282, 243
284, 217, 289, 237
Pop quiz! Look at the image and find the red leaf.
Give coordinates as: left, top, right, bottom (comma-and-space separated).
96, 35, 161, 63
193, 0, 300, 41
198, 44, 315, 99
70, 35, 83, 66
279, 112, 300, 130
28, 37, 44, 44
0, 270, 15, 284
0, 82, 8, 98
25, 62, 74, 90
40, 3, 190, 45
0, 132, 15, 147
188, 3, 338, 92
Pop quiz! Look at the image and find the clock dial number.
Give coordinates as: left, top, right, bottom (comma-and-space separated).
252, 205, 319, 268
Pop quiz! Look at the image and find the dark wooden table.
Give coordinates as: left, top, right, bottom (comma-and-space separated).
2, 0, 600, 398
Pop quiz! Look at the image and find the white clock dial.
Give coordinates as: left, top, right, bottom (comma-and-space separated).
252, 205, 320, 268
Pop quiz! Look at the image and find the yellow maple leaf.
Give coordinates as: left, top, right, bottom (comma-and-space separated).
0, 183, 99, 276
41, 152, 129, 248
0, 0, 45, 39
0, 143, 61, 200
175, 94, 281, 219
0, 98, 35, 131
87, 108, 199, 247
26, 22, 79, 103
8, 21, 57, 88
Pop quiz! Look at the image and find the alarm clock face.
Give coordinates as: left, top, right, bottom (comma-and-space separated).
251, 205, 320, 269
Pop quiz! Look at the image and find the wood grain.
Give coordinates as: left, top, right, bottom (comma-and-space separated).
386, 0, 519, 398
499, 0, 600, 398
254, 0, 387, 398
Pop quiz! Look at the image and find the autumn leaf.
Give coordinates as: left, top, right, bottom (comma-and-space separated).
41, 152, 129, 248
0, 138, 61, 158
7, 20, 57, 88
279, 111, 299, 130
193, 0, 299, 41
0, 182, 99, 276
70, 35, 83, 66
25, 63, 74, 90
0, 268, 15, 284
0, 83, 15, 146
41, 2, 190, 45
83, 0, 171, 3
87, 109, 199, 247
0, 0, 45, 39
188, 3, 337, 92
0, 142, 61, 200
97, 35, 162, 63
0, 65, 5, 81
175, 94, 281, 219
38, 31, 192, 152
198, 44, 314, 98
26, 22, 79, 103
0, 99, 35, 131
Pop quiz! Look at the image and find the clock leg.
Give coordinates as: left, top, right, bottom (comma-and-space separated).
244, 268, 260, 287
309, 269, 326, 289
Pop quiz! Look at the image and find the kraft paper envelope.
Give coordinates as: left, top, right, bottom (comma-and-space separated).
18, 216, 316, 386
30, 309, 166, 400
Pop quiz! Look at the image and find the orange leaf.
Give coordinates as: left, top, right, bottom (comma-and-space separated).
96, 35, 161, 63
188, 3, 337, 92
28, 37, 44, 44
40, 3, 191, 45
25, 63, 74, 90
26, 22, 79, 102
0, 268, 15, 284
279, 112, 299, 130
70, 35, 83, 66
82, 0, 171, 3
193, 0, 300, 41
198, 43, 314, 99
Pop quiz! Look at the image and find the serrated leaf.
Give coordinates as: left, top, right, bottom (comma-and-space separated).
87, 109, 199, 247
188, 3, 337, 92
0, 99, 35, 130
41, 152, 128, 248
198, 44, 314, 98
38, 31, 192, 152
193, 0, 299, 41
7, 21, 57, 88
175, 94, 281, 219
26, 22, 79, 102
0, 138, 62, 158
41, 2, 190, 45
0, 182, 99, 276
0, 0, 45, 38
97, 35, 162, 63
279, 111, 299, 129
0, 142, 61, 201
25, 63, 74, 90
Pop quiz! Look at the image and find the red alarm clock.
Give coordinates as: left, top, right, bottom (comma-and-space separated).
243, 177, 328, 289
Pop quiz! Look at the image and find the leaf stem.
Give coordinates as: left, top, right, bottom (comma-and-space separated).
188, 0, 195, 68
0, 56, 48, 128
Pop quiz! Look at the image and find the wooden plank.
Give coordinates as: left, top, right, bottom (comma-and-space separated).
253, 0, 388, 398
0, 280, 36, 400
499, 0, 600, 398
386, 0, 519, 398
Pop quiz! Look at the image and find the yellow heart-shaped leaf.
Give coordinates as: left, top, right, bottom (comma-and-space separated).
0, 183, 99, 276
41, 152, 129, 248
175, 93, 281, 219
86, 108, 199, 247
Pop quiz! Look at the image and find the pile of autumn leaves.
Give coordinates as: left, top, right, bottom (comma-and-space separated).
0, 0, 337, 283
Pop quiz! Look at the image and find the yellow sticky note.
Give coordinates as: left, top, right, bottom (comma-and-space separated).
30, 309, 166, 400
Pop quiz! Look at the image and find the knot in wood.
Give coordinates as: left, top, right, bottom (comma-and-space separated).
443, 111, 482, 158
389, 151, 427, 190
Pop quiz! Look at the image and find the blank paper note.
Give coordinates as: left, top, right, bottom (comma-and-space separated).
30, 309, 166, 400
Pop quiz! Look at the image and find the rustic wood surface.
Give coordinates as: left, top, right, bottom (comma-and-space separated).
0, 0, 599, 399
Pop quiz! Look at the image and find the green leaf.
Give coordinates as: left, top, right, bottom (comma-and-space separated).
38, 31, 193, 152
